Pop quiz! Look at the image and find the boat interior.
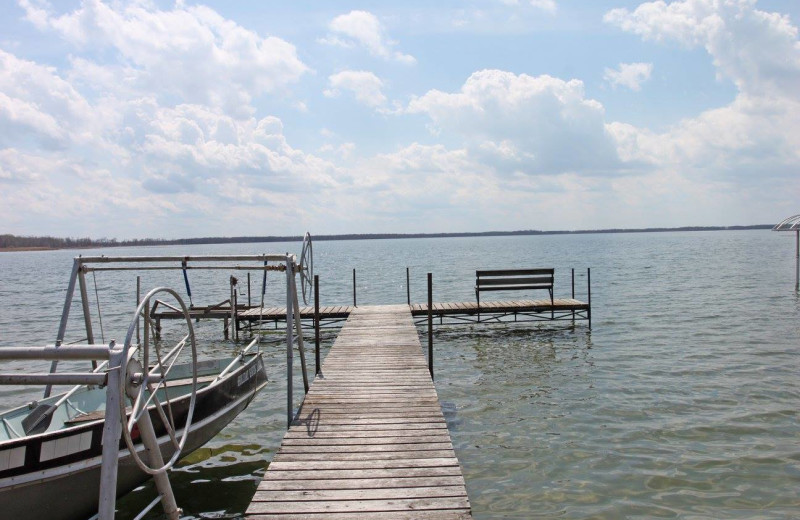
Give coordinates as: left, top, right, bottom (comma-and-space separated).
0, 356, 246, 443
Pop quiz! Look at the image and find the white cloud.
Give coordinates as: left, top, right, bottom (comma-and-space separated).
0, 1, 343, 236
604, 0, 800, 186
604, 62, 653, 91
0, 49, 94, 147
0, 93, 346, 236
407, 69, 624, 176
319, 142, 356, 159
604, 0, 800, 98
324, 70, 387, 107
19, 0, 310, 117
321, 10, 416, 64
137, 106, 340, 191
529, 0, 557, 14
493, 0, 557, 13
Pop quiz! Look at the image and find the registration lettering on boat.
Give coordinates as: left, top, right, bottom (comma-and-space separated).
237, 364, 258, 387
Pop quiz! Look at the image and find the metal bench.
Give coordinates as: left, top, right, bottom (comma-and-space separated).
475, 269, 555, 312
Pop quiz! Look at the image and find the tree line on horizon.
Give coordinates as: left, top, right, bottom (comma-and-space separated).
1, 225, 773, 251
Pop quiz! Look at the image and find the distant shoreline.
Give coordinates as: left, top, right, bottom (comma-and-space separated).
0, 225, 774, 252
0, 246, 58, 253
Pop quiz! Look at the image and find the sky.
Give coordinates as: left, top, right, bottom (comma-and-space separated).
0, 0, 798, 239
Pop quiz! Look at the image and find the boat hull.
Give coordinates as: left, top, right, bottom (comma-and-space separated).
0, 354, 267, 520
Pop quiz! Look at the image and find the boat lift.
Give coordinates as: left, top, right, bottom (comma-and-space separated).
0, 239, 314, 519
773, 214, 800, 291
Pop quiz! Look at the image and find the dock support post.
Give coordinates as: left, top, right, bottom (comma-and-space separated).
571, 268, 575, 298
407, 267, 411, 305
587, 267, 592, 329
353, 268, 357, 307
247, 273, 251, 307
314, 275, 321, 376
230, 277, 238, 342
571, 268, 575, 324
286, 258, 294, 428
427, 273, 433, 381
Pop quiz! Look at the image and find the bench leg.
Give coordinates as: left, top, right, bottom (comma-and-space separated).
550, 289, 554, 320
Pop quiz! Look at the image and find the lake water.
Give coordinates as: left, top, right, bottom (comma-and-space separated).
0, 230, 798, 519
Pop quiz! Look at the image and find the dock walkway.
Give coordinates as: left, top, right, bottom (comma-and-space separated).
245, 305, 473, 519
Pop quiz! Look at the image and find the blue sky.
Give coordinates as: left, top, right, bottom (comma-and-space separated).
1, 0, 798, 239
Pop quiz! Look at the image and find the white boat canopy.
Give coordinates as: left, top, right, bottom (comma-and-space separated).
772, 214, 800, 231
772, 214, 799, 291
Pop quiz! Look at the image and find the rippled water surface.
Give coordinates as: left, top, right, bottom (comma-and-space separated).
1, 231, 798, 519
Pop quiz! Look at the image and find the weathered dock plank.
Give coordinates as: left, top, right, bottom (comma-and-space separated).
245, 305, 472, 519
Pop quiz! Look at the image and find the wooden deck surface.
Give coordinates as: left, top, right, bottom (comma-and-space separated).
238, 305, 354, 319
245, 305, 473, 519
409, 298, 588, 316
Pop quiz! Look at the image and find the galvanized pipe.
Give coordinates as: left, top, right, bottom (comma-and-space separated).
230, 277, 237, 342
77, 267, 96, 346
286, 258, 294, 428
571, 268, 575, 299
86, 265, 287, 272
406, 267, 410, 305
46, 258, 81, 397
136, 276, 141, 345
214, 338, 259, 382
427, 273, 433, 380
587, 267, 592, 329
0, 345, 114, 360
136, 405, 181, 519
97, 348, 124, 520
0, 373, 108, 385
571, 268, 576, 323
314, 275, 321, 376
290, 271, 309, 393
76, 254, 292, 263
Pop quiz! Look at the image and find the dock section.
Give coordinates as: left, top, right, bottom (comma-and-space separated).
245, 305, 473, 519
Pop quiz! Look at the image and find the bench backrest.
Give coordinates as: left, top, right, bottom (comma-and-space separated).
475, 269, 554, 291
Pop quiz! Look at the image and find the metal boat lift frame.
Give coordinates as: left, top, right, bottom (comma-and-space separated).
46, 254, 310, 417
0, 253, 310, 519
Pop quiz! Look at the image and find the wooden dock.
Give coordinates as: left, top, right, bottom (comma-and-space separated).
245, 305, 473, 519
409, 297, 588, 317
152, 305, 354, 322
154, 298, 588, 325
239, 306, 354, 320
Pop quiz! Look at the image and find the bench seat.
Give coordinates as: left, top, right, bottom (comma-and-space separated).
475, 269, 554, 311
